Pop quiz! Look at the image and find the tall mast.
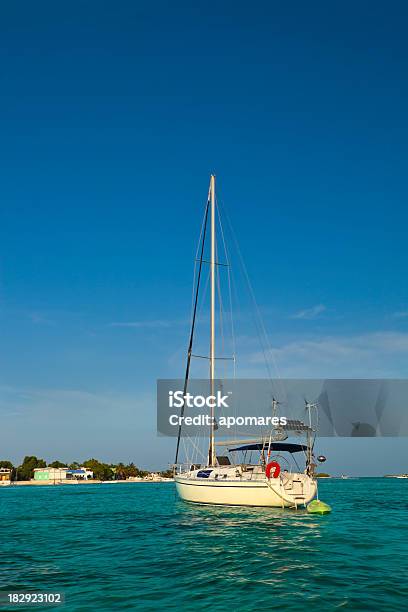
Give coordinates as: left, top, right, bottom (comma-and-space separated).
174, 196, 210, 468
209, 174, 216, 467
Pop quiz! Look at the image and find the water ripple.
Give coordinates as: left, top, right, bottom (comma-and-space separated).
0, 479, 407, 610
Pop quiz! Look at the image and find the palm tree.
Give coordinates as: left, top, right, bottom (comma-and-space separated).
115, 463, 127, 480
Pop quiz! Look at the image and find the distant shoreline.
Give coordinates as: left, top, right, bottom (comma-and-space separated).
1, 478, 174, 487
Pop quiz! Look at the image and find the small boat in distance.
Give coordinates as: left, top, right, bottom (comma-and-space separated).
174, 176, 318, 508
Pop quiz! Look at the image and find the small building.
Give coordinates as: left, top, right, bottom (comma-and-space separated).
143, 473, 163, 481
0, 467, 12, 484
33, 467, 68, 482
66, 468, 93, 480
33, 467, 94, 482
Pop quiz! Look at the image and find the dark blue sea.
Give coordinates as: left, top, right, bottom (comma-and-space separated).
0, 479, 407, 611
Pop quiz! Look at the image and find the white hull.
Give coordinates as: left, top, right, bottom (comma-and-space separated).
175, 470, 317, 508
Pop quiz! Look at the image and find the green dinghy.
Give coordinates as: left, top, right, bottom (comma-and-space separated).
307, 499, 332, 514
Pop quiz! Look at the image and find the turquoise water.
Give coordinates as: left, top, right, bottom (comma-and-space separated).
0, 479, 407, 611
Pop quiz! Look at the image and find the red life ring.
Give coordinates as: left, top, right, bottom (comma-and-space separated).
265, 461, 281, 479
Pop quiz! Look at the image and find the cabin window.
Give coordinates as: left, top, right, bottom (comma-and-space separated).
197, 470, 213, 478
216, 456, 231, 466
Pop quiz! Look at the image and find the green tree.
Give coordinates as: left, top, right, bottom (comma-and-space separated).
115, 463, 127, 480
82, 458, 114, 481
17, 456, 46, 481
159, 469, 174, 478
125, 462, 138, 478
49, 461, 67, 468
135, 467, 149, 478
124, 463, 148, 478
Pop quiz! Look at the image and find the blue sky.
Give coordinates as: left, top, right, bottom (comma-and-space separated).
0, 1, 407, 473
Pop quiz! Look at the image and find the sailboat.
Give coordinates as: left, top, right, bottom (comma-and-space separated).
174, 175, 318, 508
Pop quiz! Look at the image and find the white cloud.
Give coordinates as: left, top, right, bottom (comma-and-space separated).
291, 304, 326, 320
392, 311, 408, 319
109, 319, 174, 329
246, 331, 408, 378
0, 385, 158, 465
27, 312, 55, 325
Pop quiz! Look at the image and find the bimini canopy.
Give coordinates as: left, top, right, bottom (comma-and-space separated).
228, 442, 307, 453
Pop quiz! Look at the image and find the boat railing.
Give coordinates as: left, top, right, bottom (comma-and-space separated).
173, 463, 200, 476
